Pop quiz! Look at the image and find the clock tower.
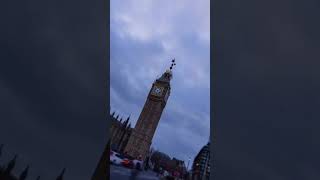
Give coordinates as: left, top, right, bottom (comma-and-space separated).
124, 60, 176, 160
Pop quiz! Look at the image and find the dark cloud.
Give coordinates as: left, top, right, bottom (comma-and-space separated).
0, 0, 107, 179
214, 0, 320, 179
110, 0, 210, 164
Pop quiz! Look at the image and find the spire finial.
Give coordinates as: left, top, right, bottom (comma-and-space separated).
56, 168, 66, 180
19, 165, 30, 180
120, 116, 123, 123
169, 58, 176, 70
158, 58, 175, 82
124, 116, 129, 127
5, 154, 18, 174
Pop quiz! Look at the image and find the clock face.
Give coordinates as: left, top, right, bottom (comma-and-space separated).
152, 86, 163, 96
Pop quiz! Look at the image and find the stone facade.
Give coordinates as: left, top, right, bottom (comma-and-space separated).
110, 112, 132, 153
124, 69, 172, 161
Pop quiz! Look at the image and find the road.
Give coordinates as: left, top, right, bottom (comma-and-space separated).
110, 164, 160, 180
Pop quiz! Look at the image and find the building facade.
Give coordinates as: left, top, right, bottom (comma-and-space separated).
109, 62, 175, 161
192, 142, 210, 180
123, 67, 173, 160
110, 112, 132, 153
150, 150, 186, 177
93, 61, 176, 179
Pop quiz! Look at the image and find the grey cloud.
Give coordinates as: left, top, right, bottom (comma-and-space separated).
110, 0, 210, 164
0, 0, 107, 179
214, 0, 320, 179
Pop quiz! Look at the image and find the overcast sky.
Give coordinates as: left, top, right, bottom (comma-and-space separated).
214, 0, 320, 179
110, 0, 210, 164
2, 0, 320, 179
0, 0, 107, 179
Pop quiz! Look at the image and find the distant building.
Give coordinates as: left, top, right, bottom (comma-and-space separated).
170, 158, 187, 178
150, 150, 171, 171
149, 150, 187, 178
192, 142, 210, 180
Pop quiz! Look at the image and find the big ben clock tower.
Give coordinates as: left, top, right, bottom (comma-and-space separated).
124, 59, 176, 160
